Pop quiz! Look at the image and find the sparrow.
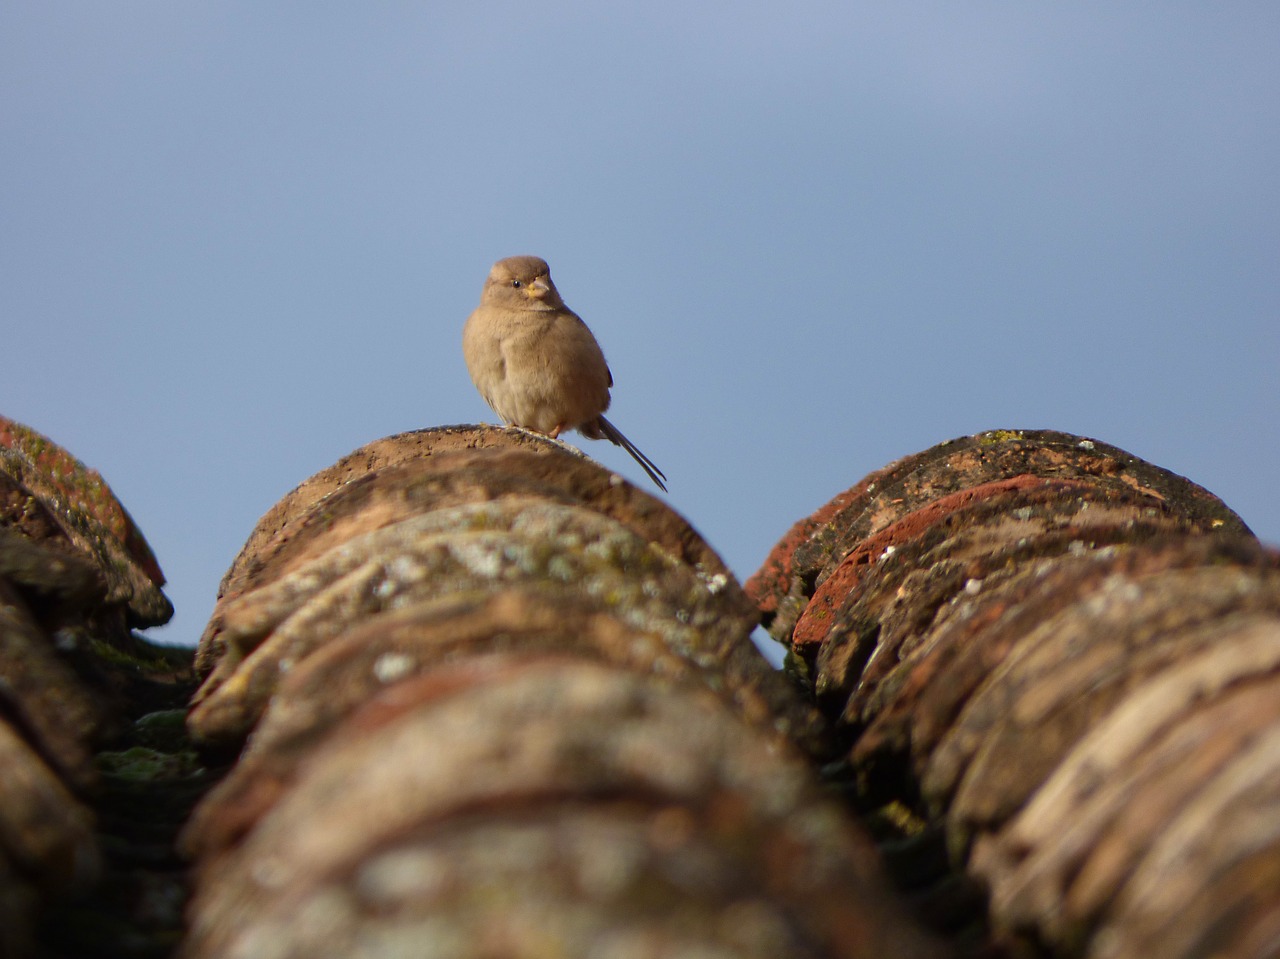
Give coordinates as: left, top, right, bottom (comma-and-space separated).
462, 256, 667, 492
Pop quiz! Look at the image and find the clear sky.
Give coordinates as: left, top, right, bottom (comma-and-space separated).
4, 4, 1277, 647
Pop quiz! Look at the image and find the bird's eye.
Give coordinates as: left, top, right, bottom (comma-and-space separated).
511, 279, 522, 289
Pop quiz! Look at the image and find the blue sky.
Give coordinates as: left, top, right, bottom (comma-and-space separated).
4, 4, 1277, 646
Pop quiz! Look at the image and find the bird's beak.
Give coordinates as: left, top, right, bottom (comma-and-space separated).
526, 277, 553, 300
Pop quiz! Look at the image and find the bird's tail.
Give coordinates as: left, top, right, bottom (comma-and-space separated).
596, 416, 668, 493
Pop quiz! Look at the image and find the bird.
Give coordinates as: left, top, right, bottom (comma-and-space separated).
462, 255, 668, 492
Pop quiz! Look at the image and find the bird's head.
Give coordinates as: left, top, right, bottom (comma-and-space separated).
482, 255, 566, 310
